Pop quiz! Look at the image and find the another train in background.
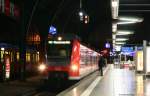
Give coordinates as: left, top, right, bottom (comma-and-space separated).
0, 43, 39, 81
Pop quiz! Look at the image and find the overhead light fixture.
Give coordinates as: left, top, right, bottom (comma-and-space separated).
115, 42, 126, 45
111, 0, 119, 19
119, 17, 143, 22
116, 38, 128, 41
112, 34, 116, 40
112, 1, 118, 7
113, 40, 115, 44
116, 30, 134, 35
118, 16, 143, 25
117, 21, 137, 25
112, 23, 117, 32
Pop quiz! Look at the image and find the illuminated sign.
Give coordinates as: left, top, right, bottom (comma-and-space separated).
137, 47, 143, 51
49, 26, 57, 35
121, 47, 134, 52
105, 42, 110, 48
48, 41, 71, 44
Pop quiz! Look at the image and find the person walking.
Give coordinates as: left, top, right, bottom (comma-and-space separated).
98, 56, 105, 76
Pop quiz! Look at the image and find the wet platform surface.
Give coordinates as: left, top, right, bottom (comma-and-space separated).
89, 65, 150, 96
58, 64, 150, 96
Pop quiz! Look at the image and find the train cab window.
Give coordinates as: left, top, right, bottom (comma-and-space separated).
47, 44, 71, 57
60, 49, 67, 57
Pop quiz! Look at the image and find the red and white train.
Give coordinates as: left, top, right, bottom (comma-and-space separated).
39, 35, 100, 80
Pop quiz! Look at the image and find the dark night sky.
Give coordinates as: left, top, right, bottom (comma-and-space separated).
32, 0, 112, 51
10, 0, 150, 50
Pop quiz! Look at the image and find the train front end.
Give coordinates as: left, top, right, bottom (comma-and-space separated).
45, 39, 72, 80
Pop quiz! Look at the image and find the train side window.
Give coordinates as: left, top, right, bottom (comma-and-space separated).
16, 52, 19, 61
26, 52, 31, 62
1, 50, 4, 62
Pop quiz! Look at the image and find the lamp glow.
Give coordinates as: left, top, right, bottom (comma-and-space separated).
79, 11, 83, 16
119, 17, 143, 22
38, 64, 46, 72
58, 36, 62, 41
112, 1, 118, 7
1, 47, 5, 51
71, 64, 78, 71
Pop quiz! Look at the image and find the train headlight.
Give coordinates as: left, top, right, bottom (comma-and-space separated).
38, 64, 46, 72
71, 64, 78, 71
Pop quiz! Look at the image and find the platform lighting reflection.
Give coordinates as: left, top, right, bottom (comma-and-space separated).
73, 88, 78, 96
116, 31, 134, 35
136, 75, 144, 96
145, 80, 150, 95
116, 38, 128, 41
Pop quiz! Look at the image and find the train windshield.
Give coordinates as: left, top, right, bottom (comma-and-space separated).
47, 42, 72, 66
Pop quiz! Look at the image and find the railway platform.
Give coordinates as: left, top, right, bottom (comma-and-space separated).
57, 64, 150, 96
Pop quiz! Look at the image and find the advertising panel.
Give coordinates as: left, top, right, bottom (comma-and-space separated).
146, 47, 150, 73
136, 51, 143, 71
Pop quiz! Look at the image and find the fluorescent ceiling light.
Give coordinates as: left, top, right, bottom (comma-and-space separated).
113, 40, 115, 44
116, 38, 128, 41
111, 0, 119, 19
112, 1, 118, 7
112, 23, 117, 32
119, 17, 143, 22
116, 42, 126, 45
117, 21, 138, 25
116, 31, 134, 35
112, 34, 116, 39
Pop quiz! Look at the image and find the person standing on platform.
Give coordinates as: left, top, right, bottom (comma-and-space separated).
98, 56, 105, 76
